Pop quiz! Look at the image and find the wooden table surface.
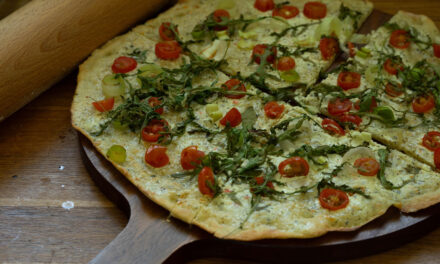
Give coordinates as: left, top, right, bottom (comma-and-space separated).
1, 1, 440, 263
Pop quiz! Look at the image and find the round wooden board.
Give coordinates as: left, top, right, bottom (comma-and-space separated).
78, 9, 440, 264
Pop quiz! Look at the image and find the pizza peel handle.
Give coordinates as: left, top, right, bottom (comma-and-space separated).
0, 0, 172, 122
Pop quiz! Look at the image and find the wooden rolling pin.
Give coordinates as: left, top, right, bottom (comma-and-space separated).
0, 0, 172, 122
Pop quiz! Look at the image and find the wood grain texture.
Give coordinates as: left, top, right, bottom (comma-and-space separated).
0, 0, 439, 263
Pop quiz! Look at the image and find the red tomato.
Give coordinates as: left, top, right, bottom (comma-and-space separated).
92, 97, 115, 112
112, 56, 137, 74
223, 79, 246, 99
337, 72, 361, 90
264, 101, 285, 119
303, 2, 327, 19
319, 37, 339, 61
385, 83, 404, 97
272, 5, 299, 19
434, 44, 440, 58
354, 157, 380, 176
278, 157, 309, 177
348, 42, 356, 57
155, 41, 182, 60
159, 22, 178, 41
412, 94, 435, 114
198, 167, 215, 197
180, 146, 205, 170
252, 44, 277, 65
339, 114, 362, 127
389, 30, 410, 49
422, 131, 440, 151
141, 119, 169, 142
384, 58, 404, 75
322, 118, 345, 136
327, 98, 352, 116
354, 96, 377, 112
276, 56, 296, 71
319, 188, 349, 210
255, 176, 274, 189
220, 108, 242, 127
212, 9, 230, 31
145, 145, 169, 168
148, 97, 164, 114
254, 0, 275, 12
435, 148, 440, 170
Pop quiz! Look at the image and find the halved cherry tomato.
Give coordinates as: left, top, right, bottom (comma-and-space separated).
339, 114, 362, 127
264, 101, 285, 119
220, 107, 242, 127
155, 41, 182, 60
112, 56, 137, 73
422, 131, 440, 151
272, 5, 299, 19
254, 0, 275, 12
354, 157, 380, 176
322, 118, 345, 136
180, 146, 205, 170
319, 37, 339, 61
141, 119, 169, 142
303, 2, 327, 19
434, 44, 440, 58
223, 79, 246, 99
384, 58, 404, 75
212, 9, 230, 31
252, 44, 277, 65
389, 30, 410, 49
198, 167, 215, 198
319, 188, 349, 210
385, 83, 404, 97
278, 157, 309, 177
159, 22, 178, 41
434, 148, 440, 170
145, 145, 169, 168
412, 94, 435, 114
348, 42, 356, 57
337, 72, 361, 90
276, 56, 296, 71
255, 176, 274, 189
327, 98, 352, 116
92, 97, 115, 112
148, 97, 164, 114
354, 96, 377, 112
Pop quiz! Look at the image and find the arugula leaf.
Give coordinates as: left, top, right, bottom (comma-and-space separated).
377, 149, 411, 190
241, 107, 258, 129
317, 178, 371, 199
338, 4, 362, 29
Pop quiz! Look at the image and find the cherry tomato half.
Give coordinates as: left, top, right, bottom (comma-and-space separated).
252, 44, 277, 65
264, 101, 285, 119
276, 56, 296, 71
180, 146, 205, 170
220, 107, 242, 127
434, 44, 440, 58
148, 97, 164, 114
384, 58, 404, 75
339, 114, 363, 127
319, 188, 349, 210
354, 157, 380, 176
322, 118, 345, 136
159, 22, 178, 41
422, 131, 440, 151
303, 1, 327, 19
337, 72, 361, 91
434, 148, 440, 170
272, 5, 299, 19
141, 119, 169, 142
112, 56, 137, 74
327, 98, 352, 116
385, 83, 404, 97
198, 167, 215, 197
155, 41, 182, 60
412, 94, 435, 114
222, 79, 246, 99
320, 37, 339, 61
255, 176, 274, 189
145, 145, 169, 168
278, 157, 309, 177
92, 97, 115, 112
254, 0, 275, 12
389, 30, 410, 49
212, 9, 230, 31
